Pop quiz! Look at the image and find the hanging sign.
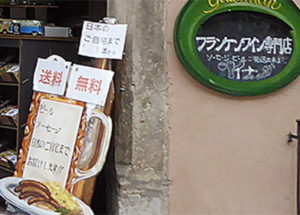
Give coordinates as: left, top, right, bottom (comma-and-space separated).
22, 99, 83, 187
66, 64, 114, 106
78, 21, 127, 60
196, 11, 293, 81
174, 0, 300, 96
33, 55, 71, 95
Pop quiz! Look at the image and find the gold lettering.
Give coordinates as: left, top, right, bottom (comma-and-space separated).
248, 0, 259, 4
204, 0, 219, 13
204, 0, 281, 13
271, 0, 281, 9
262, 0, 271, 7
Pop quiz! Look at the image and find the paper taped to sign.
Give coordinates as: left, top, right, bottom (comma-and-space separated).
66, 64, 114, 106
33, 55, 71, 95
22, 99, 83, 187
78, 21, 127, 60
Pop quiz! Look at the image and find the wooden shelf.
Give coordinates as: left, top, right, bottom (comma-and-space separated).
0, 165, 13, 173
0, 83, 18, 87
0, 125, 17, 130
0, 36, 79, 161
0, 4, 58, 8
0, 34, 79, 42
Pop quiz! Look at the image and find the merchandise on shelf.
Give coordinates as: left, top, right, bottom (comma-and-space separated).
9, 0, 19, 5
0, 18, 44, 36
9, 0, 55, 5
0, 142, 8, 154
32, 0, 55, 5
0, 0, 9, 5
0, 55, 16, 67
0, 63, 19, 83
0, 149, 17, 170
0, 99, 10, 109
0, 105, 18, 127
44, 26, 71, 37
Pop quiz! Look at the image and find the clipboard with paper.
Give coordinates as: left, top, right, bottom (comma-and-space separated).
0, 54, 115, 215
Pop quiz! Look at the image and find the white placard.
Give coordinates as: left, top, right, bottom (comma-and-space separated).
78, 21, 127, 59
66, 64, 114, 106
33, 55, 71, 95
23, 99, 83, 187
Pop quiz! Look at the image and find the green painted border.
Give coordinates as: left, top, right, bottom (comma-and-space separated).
174, 0, 300, 96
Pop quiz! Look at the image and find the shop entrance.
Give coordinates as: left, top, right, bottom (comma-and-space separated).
0, 0, 110, 214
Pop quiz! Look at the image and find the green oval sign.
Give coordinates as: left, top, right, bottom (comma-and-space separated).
174, 0, 300, 96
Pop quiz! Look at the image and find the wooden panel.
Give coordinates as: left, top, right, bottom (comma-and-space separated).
14, 57, 114, 206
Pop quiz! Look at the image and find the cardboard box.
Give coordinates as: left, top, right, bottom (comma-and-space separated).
45, 26, 70, 37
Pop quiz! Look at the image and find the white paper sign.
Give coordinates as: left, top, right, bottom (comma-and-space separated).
66, 64, 114, 106
33, 55, 71, 95
78, 21, 127, 59
23, 99, 83, 187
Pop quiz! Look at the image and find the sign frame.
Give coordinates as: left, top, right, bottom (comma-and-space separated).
174, 0, 300, 96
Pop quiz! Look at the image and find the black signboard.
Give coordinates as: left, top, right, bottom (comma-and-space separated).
174, 0, 300, 96
195, 11, 293, 82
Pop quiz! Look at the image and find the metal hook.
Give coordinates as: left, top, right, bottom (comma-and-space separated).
287, 132, 297, 143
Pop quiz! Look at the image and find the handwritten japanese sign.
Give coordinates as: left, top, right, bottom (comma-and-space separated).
33, 55, 71, 95
23, 99, 83, 187
66, 64, 114, 106
195, 11, 293, 81
78, 21, 127, 59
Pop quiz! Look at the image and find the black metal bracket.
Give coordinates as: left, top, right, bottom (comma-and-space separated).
288, 119, 300, 215
288, 132, 298, 143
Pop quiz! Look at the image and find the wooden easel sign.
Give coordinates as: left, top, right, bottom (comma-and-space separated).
0, 55, 114, 215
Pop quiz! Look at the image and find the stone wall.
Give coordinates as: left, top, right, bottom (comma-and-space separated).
107, 0, 169, 214
105, 0, 300, 214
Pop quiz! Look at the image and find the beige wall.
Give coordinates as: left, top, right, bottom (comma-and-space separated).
293, 0, 300, 8
168, 1, 300, 214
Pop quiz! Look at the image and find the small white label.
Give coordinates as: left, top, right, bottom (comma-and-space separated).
33, 55, 71, 95
66, 64, 114, 106
78, 21, 127, 60
22, 99, 83, 187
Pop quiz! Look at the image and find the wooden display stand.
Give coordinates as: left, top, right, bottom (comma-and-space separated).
14, 57, 114, 206
72, 59, 115, 204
